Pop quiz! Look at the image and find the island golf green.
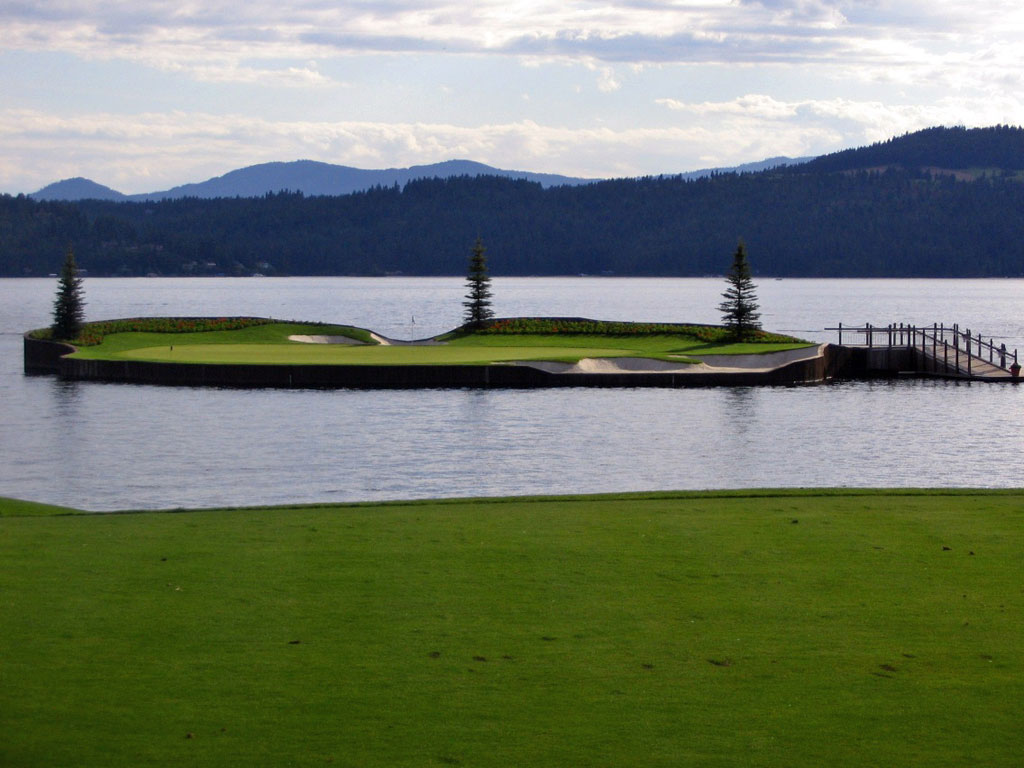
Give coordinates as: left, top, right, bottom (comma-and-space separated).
60, 319, 812, 366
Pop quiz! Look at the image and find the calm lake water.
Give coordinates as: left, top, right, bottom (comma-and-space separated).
2, 277, 1023, 511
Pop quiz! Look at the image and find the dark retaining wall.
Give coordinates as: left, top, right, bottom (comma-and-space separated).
825, 345, 923, 379
23, 337, 833, 389
24, 335, 77, 374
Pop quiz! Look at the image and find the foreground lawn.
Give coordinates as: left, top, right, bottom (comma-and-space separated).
1, 490, 1021, 767
66, 321, 812, 366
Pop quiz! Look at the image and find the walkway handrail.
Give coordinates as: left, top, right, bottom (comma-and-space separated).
826, 322, 1019, 375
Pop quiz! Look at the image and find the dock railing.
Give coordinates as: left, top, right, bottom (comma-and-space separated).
826, 323, 1019, 378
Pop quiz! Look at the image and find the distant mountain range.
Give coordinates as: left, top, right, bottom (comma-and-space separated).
9, 126, 1024, 279
30, 156, 810, 202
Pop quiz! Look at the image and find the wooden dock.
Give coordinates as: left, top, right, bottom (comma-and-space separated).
828, 323, 1020, 381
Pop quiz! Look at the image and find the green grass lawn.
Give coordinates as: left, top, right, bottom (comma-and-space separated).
67, 322, 813, 366
1, 489, 1021, 767
68, 322, 372, 360
108, 342, 671, 365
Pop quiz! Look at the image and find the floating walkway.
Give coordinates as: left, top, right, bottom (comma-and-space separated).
828, 323, 1020, 382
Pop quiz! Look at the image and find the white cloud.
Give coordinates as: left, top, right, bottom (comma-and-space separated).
0, 108, 799, 192
657, 92, 1024, 129
655, 92, 1024, 159
168, 61, 335, 86
3, 0, 1023, 73
3, 2, 1024, 192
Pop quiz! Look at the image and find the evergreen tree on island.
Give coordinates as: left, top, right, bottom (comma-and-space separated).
52, 246, 86, 341
718, 240, 761, 341
462, 237, 494, 329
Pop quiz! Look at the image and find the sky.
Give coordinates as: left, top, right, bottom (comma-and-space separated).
2, 0, 1023, 194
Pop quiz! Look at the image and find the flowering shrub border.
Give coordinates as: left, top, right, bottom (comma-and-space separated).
31, 317, 275, 346
475, 318, 797, 344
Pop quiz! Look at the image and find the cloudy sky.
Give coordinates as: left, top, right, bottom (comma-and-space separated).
2, 0, 1022, 193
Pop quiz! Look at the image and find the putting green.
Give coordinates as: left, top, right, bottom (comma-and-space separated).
55, 319, 814, 369
115, 343, 658, 365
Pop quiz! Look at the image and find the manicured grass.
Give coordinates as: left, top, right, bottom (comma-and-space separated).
109, 342, 660, 365
0, 496, 81, 517
1, 490, 1021, 767
67, 322, 812, 366
69, 322, 373, 359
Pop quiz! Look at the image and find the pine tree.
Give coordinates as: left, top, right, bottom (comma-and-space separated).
718, 240, 761, 340
462, 237, 494, 328
52, 246, 86, 340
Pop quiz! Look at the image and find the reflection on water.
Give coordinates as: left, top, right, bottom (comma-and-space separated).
51, 378, 84, 418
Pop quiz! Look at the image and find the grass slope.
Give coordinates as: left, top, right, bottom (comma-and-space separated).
1, 490, 1021, 767
68, 323, 812, 366
0, 496, 81, 517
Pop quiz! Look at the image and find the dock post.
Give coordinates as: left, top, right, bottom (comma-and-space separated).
837, 322, 843, 345
944, 341, 949, 373
867, 323, 873, 349
1000, 343, 1006, 368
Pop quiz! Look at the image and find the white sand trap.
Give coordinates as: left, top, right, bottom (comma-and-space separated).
514, 344, 825, 375
696, 344, 825, 371
288, 332, 446, 346
288, 334, 365, 345
368, 333, 446, 346
574, 357, 697, 373
515, 357, 698, 374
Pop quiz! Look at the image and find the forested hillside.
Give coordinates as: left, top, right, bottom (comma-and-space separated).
3, 126, 1023, 278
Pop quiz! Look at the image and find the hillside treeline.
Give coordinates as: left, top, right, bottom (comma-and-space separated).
2, 164, 1023, 278
797, 125, 1024, 174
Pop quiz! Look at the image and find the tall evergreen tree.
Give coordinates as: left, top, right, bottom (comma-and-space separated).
52, 246, 86, 340
718, 240, 761, 340
462, 237, 494, 328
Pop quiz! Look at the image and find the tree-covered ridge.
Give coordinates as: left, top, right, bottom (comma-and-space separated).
3, 126, 1024, 278
798, 125, 1024, 174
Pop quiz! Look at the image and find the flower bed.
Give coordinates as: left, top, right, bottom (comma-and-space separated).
476, 318, 796, 343
29, 317, 275, 346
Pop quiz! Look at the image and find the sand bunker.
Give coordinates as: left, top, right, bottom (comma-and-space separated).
288, 333, 445, 346
515, 344, 825, 375
519, 357, 697, 374
368, 333, 446, 346
288, 334, 363, 345
694, 345, 823, 370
